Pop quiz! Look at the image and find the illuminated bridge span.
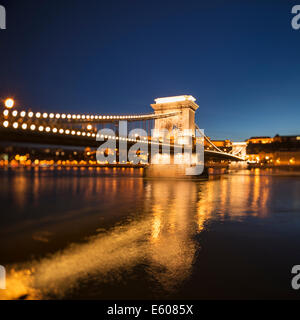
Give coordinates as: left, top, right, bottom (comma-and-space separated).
0, 95, 245, 172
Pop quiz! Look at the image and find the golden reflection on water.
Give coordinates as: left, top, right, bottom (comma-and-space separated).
146, 182, 198, 291
0, 169, 272, 300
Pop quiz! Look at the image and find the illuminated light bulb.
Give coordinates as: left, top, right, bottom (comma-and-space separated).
12, 122, 19, 129
56, 114, 60, 119
87, 133, 91, 137
72, 115, 76, 119
30, 124, 36, 130
65, 129, 70, 134
99, 116, 102, 119
82, 132, 86, 136
39, 126, 44, 132
4, 98, 14, 109
81, 115, 86, 119
95, 116, 98, 119
91, 115, 94, 120
52, 128, 58, 133
12, 110, 18, 117
62, 114, 66, 119
20, 111, 26, 117
28, 112, 33, 118
43, 113, 48, 118
92, 133, 96, 137
46, 127, 51, 132
3, 121, 9, 127
76, 115, 80, 119
3, 110, 9, 116
59, 129, 64, 134
103, 116, 106, 119
49, 113, 54, 119
87, 125, 92, 130
36, 112, 41, 118
22, 123, 27, 130
67, 114, 71, 119
71, 130, 75, 135
77, 131, 81, 136
86, 115, 90, 119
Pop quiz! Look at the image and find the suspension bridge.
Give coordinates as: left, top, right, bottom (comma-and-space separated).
0, 95, 246, 176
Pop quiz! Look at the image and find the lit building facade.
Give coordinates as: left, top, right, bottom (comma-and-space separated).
246, 134, 300, 166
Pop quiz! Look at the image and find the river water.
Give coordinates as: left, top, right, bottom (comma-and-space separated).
0, 167, 300, 299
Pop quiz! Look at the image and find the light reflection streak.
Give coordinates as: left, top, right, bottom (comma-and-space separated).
0, 181, 200, 300
0, 169, 273, 300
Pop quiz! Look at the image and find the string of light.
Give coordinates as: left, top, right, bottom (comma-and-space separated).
1, 118, 187, 147
2, 109, 179, 122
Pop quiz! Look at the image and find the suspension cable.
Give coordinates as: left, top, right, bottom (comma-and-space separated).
195, 124, 224, 153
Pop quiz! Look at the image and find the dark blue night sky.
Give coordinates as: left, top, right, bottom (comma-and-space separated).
0, 0, 299, 140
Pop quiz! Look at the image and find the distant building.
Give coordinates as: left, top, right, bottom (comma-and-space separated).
247, 136, 273, 144
204, 139, 232, 152
210, 140, 232, 148
273, 134, 300, 143
246, 134, 300, 166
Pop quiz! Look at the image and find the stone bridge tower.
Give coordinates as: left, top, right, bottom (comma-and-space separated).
151, 95, 199, 142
